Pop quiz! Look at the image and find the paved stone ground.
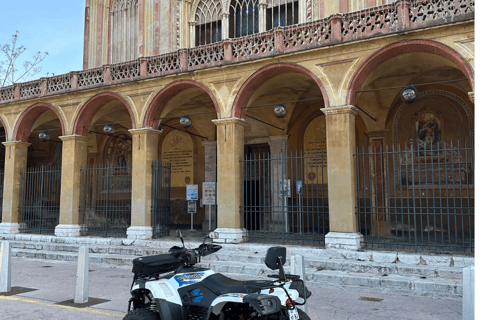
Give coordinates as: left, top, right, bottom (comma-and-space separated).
0, 257, 462, 320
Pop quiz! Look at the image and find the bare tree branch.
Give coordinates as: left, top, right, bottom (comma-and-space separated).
0, 30, 48, 88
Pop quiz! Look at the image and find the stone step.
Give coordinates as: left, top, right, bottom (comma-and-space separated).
9, 246, 465, 299
2, 234, 474, 268
8, 239, 467, 281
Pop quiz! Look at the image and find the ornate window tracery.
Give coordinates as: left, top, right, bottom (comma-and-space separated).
195, 0, 223, 45
266, 0, 299, 30
111, 0, 139, 63
230, 0, 260, 38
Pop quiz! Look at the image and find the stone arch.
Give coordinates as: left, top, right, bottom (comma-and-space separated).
73, 92, 135, 136
13, 103, 65, 142
144, 80, 221, 129
0, 115, 8, 140
346, 39, 475, 106
232, 63, 329, 118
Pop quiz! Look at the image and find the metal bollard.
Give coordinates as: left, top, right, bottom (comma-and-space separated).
0, 241, 12, 293
463, 266, 474, 320
74, 246, 89, 304
291, 254, 308, 314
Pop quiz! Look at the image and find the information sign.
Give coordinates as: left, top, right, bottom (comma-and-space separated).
202, 182, 216, 205
186, 184, 198, 200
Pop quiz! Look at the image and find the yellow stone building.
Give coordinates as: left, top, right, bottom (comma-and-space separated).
0, 0, 474, 253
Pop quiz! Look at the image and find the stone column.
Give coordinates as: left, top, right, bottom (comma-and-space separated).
127, 128, 162, 240
268, 135, 289, 232
320, 106, 363, 250
55, 135, 89, 237
0, 142, 30, 234
189, 21, 196, 48
365, 131, 390, 237
212, 118, 247, 243
259, 2, 268, 33
202, 141, 217, 230
468, 91, 474, 104
222, 14, 230, 40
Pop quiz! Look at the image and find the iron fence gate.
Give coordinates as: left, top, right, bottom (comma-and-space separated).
0, 169, 4, 223
241, 149, 329, 246
152, 159, 172, 238
79, 162, 132, 237
18, 165, 61, 234
355, 141, 474, 254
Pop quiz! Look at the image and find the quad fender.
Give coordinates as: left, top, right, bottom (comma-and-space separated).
206, 293, 282, 318
132, 279, 182, 305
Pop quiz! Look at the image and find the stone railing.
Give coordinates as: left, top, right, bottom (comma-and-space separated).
0, 0, 473, 105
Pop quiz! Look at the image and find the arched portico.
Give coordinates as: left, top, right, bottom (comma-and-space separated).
73, 92, 135, 136
144, 80, 221, 129
232, 63, 330, 118
346, 39, 475, 107
14, 103, 65, 142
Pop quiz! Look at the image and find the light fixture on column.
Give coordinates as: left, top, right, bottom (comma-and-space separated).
103, 123, 116, 134
180, 115, 192, 128
273, 103, 287, 118
38, 131, 50, 142
400, 85, 419, 104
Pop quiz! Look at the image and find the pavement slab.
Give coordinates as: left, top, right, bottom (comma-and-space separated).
0, 257, 462, 320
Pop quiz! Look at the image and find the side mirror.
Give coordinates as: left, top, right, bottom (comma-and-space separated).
265, 247, 287, 270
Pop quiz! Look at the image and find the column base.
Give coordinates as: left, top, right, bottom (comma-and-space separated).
325, 232, 363, 250
212, 228, 246, 244
55, 224, 82, 237
127, 226, 153, 240
0, 223, 20, 234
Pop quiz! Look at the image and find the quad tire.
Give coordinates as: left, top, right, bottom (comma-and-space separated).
123, 308, 160, 320
298, 308, 311, 320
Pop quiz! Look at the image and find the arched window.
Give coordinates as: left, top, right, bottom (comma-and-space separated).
195, 0, 223, 46
266, 0, 298, 30
111, 0, 139, 63
229, 0, 259, 38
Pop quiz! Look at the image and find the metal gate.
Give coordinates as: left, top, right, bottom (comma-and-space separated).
0, 169, 4, 223
18, 165, 61, 234
152, 159, 172, 238
355, 141, 474, 254
241, 149, 328, 246
79, 162, 132, 237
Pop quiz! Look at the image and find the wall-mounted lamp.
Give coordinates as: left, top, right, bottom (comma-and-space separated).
401, 85, 419, 104
103, 124, 116, 134
38, 131, 50, 142
273, 103, 288, 118
179, 115, 192, 128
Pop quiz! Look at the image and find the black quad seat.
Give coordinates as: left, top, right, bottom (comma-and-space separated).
201, 274, 259, 296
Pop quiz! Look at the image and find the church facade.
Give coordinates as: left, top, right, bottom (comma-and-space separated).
0, 0, 474, 253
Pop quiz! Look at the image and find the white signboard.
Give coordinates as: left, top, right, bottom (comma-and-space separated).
202, 182, 216, 205
186, 184, 198, 200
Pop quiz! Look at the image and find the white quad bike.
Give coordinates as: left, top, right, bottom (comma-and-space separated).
123, 231, 312, 320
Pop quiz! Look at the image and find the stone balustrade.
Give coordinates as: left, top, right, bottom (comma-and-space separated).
0, 0, 473, 105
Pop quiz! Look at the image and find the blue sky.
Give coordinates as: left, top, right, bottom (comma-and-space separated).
0, 1, 85, 81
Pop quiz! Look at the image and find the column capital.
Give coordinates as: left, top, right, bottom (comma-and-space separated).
269, 134, 289, 143
2, 141, 31, 148
321, 105, 359, 117
212, 117, 248, 127
201, 140, 217, 148
468, 91, 474, 103
59, 135, 90, 143
128, 127, 163, 136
